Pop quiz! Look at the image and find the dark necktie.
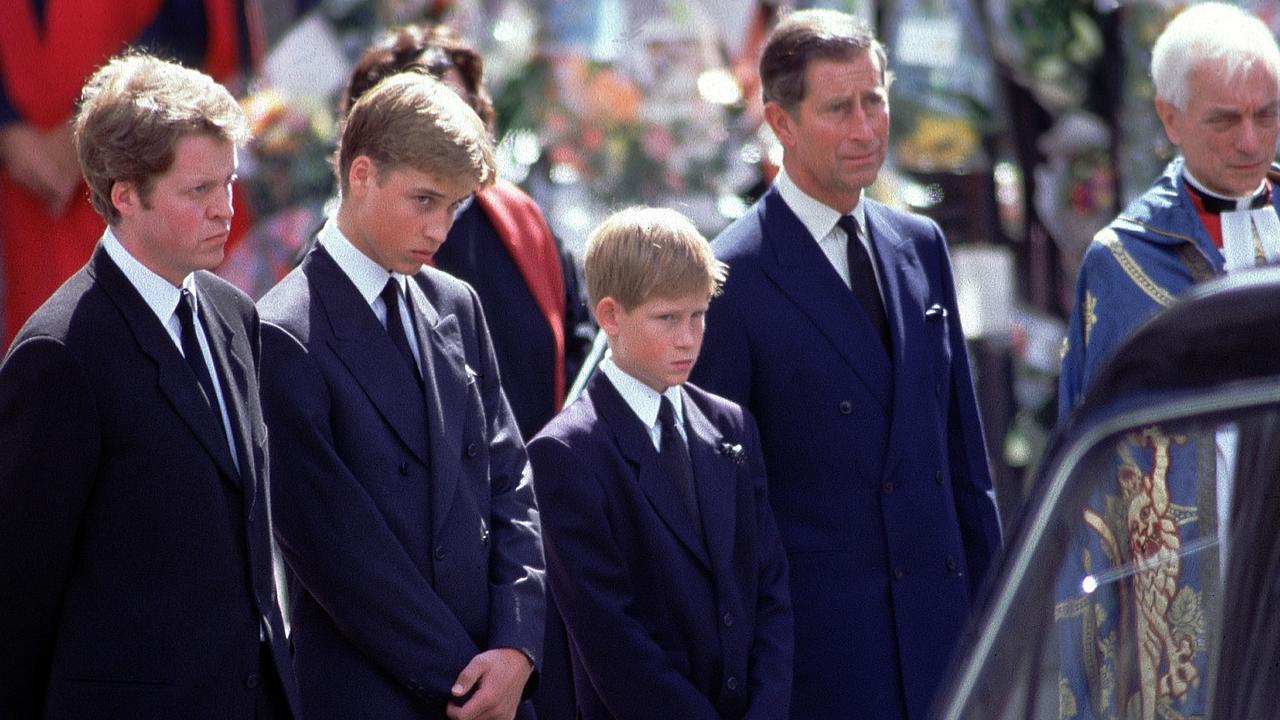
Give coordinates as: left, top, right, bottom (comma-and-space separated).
1187, 181, 1269, 214
837, 215, 890, 352
658, 396, 702, 534
177, 289, 220, 410
381, 278, 421, 383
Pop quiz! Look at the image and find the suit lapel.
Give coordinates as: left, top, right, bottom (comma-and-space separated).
865, 201, 933, 480
406, 276, 467, 536
682, 389, 736, 580
306, 247, 431, 466
91, 247, 241, 485
589, 373, 710, 569
758, 189, 892, 412
196, 276, 257, 502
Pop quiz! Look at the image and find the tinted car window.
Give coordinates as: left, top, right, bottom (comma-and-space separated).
937, 390, 1280, 720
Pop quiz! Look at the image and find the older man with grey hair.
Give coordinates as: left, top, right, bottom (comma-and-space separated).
1054, 5, 1280, 719
1060, 1, 1280, 413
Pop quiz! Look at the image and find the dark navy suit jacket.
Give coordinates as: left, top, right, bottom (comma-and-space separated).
258, 245, 545, 718
0, 245, 300, 718
690, 188, 1001, 720
529, 371, 792, 720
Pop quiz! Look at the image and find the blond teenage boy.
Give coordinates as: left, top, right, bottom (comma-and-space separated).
257, 72, 543, 720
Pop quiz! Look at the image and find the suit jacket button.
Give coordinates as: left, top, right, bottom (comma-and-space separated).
466, 442, 479, 458
935, 470, 944, 485
893, 567, 905, 580
881, 481, 894, 495
398, 461, 410, 476
946, 555, 958, 572
434, 545, 446, 560
722, 612, 733, 627
245, 673, 259, 689
726, 676, 738, 691
935, 383, 941, 398
838, 400, 852, 415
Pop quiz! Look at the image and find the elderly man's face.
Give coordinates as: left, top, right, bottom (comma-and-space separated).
1157, 58, 1280, 196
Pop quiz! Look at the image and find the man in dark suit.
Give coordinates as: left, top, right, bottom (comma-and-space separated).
689, 10, 1002, 720
342, 23, 594, 441
0, 53, 299, 718
531, 207, 792, 719
257, 72, 543, 720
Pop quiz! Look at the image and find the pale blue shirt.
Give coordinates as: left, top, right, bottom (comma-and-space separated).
599, 354, 686, 451
774, 167, 883, 297
319, 219, 423, 372
102, 228, 239, 474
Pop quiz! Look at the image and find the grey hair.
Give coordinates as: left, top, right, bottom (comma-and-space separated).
1151, 2, 1280, 110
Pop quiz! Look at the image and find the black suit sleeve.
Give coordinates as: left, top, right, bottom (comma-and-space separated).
0, 338, 101, 714
930, 223, 1001, 592
465, 288, 546, 670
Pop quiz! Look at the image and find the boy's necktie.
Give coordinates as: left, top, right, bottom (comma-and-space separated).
658, 395, 702, 534
381, 278, 422, 384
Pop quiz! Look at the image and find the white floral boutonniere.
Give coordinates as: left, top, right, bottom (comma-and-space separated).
717, 441, 746, 466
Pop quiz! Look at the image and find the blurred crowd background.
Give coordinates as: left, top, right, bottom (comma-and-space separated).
3, 0, 1276, 526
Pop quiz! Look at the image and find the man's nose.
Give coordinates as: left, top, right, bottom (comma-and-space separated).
209, 184, 233, 221
848, 105, 875, 142
1238, 119, 1264, 155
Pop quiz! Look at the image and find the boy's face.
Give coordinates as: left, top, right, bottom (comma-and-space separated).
599, 290, 709, 393
343, 156, 472, 274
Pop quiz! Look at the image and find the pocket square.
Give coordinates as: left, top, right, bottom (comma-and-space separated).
925, 303, 948, 320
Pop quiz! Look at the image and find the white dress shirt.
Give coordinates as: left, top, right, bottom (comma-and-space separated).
319, 219, 423, 371
774, 167, 884, 298
599, 354, 686, 451
102, 228, 239, 474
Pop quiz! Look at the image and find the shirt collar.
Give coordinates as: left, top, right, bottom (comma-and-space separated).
101, 226, 193, 327
774, 166, 867, 242
1182, 167, 1268, 211
599, 354, 684, 431
318, 218, 401, 307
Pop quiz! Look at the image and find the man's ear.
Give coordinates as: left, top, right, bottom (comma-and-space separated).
110, 180, 140, 219
1154, 97, 1182, 147
763, 101, 796, 150
347, 155, 377, 198
595, 296, 622, 337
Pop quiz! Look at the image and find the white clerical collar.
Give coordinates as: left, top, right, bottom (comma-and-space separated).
1219, 207, 1280, 272
774, 167, 867, 245
1183, 168, 1267, 211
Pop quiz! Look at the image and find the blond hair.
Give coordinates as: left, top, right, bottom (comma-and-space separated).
584, 207, 727, 312
74, 52, 249, 224
336, 70, 494, 195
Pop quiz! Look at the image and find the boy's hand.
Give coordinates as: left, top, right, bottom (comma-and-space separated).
446, 647, 532, 720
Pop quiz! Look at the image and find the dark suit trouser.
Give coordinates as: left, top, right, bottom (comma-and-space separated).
256, 642, 292, 720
